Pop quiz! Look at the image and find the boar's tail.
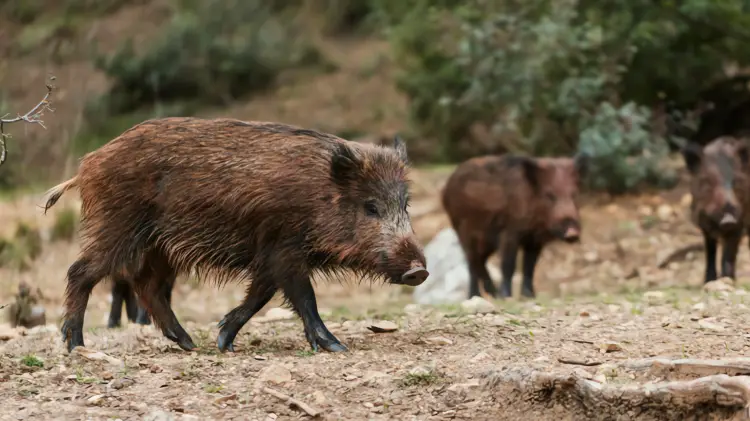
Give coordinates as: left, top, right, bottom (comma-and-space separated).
43, 176, 79, 214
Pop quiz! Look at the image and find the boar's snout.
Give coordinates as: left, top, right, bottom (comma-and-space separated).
555, 218, 581, 244
401, 265, 429, 286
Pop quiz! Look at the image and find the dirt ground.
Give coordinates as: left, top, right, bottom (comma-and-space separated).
2, 168, 750, 421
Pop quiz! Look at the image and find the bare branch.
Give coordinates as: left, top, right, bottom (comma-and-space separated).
0, 77, 56, 167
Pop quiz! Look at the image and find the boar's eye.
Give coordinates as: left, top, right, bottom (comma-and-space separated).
364, 200, 381, 218
545, 192, 557, 202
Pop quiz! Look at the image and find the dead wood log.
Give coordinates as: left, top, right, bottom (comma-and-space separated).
482, 366, 750, 421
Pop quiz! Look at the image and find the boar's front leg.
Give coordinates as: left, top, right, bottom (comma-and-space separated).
720, 233, 742, 280
702, 229, 718, 283
520, 239, 542, 299
283, 276, 347, 353
217, 278, 278, 353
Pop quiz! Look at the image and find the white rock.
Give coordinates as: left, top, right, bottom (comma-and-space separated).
413, 228, 498, 305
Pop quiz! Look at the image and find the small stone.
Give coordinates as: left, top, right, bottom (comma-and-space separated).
599, 342, 622, 353
698, 318, 725, 331
643, 291, 665, 305
487, 316, 506, 326
110, 378, 134, 390
692, 302, 706, 312
579, 310, 590, 317
703, 278, 735, 293
253, 355, 267, 361
425, 336, 453, 345
258, 364, 291, 385
363, 402, 374, 409
460, 296, 496, 315
101, 371, 113, 380
471, 352, 490, 362
656, 204, 674, 221
311, 390, 327, 405
264, 414, 277, 421
87, 394, 105, 406
409, 366, 432, 377
367, 321, 398, 333
150, 365, 163, 373
583, 251, 598, 263
404, 304, 422, 314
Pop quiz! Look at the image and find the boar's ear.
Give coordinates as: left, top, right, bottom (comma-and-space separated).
681, 142, 703, 174
393, 134, 409, 164
573, 152, 590, 179
331, 142, 361, 186
515, 156, 540, 189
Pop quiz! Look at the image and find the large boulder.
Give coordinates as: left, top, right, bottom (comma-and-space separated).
413, 227, 500, 305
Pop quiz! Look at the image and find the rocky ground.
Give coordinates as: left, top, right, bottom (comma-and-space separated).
2, 167, 750, 421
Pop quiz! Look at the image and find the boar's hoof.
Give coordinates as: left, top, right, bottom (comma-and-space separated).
309, 339, 348, 353
216, 329, 239, 353
106, 319, 121, 329
305, 328, 348, 353
61, 320, 85, 353
401, 267, 429, 286
163, 328, 197, 352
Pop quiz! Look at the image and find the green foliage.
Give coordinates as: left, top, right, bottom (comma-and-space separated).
0, 222, 43, 271
578, 102, 676, 194
379, 0, 750, 192
20, 354, 44, 368
0, 0, 44, 24
51, 208, 79, 242
93, 0, 328, 117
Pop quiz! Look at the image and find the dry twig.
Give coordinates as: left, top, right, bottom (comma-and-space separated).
558, 358, 602, 367
657, 242, 703, 268
0, 77, 55, 166
262, 386, 321, 418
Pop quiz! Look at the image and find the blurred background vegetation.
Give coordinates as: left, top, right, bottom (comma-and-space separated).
3, 0, 750, 194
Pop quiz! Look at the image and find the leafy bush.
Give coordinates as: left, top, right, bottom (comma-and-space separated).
578, 102, 675, 194
51, 208, 79, 242
378, 0, 750, 192
93, 0, 328, 116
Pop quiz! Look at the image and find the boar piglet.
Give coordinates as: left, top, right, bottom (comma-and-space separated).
44, 117, 428, 354
682, 136, 750, 283
442, 153, 588, 299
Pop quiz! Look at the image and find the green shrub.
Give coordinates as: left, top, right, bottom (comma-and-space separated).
93, 0, 327, 116
51, 208, 79, 242
378, 0, 750, 193
0, 222, 43, 271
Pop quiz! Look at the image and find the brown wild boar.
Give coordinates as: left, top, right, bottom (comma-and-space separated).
442, 153, 588, 299
682, 136, 750, 283
44, 117, 428, 354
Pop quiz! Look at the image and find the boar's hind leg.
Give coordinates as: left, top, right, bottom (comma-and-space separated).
720, 233, 742, 280
133, 252, 195, 351
217, 279, 277, 352
107, 278, 131, 328
283, 276, 347, 353
134, 272, 175, 326
62, 257, 107, 353
520, 240, 542, 299
702, 229, 718, 283
458, 232, 497, 299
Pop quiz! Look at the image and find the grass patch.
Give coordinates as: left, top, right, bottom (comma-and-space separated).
204, 383, 224, 393
398, 367, 442, 387
20, 354, 43, 368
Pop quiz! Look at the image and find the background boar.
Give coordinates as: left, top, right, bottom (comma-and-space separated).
682, 136, 750, 283
442, 153, 588, 299
44, 117, 428, 354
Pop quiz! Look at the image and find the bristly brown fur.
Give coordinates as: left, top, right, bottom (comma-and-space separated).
47, 117, 426, 351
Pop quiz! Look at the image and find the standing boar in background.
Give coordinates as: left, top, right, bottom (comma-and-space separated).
442, 153, 588, 299
107, 278, 169, 328
682, 136, 750, 283
43, 117, 428, 354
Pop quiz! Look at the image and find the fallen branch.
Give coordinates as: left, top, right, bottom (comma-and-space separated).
262, 386, 321, 418
483, 366, 750, 420
0, 77, 55, 166
657, 242, 703, 268
558, 358, 602, 367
